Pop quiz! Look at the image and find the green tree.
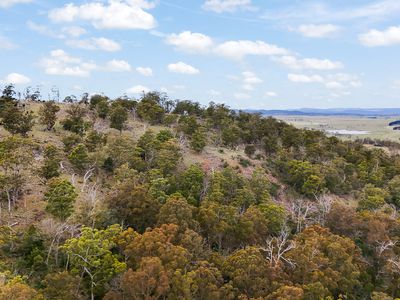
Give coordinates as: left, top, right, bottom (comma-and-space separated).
177, 164, 205, 206
190, 128, 207, 153
61, 225, 126, 300
1, 105, 35, 137
84, 130, 106, 152
38, 101, 60, 130
110, 103, 128, 132
68, 144, 90, 173
117, 258, 170, 300
0, 137, 33, 211
40, 145, 61, 180
157, 194, 197, 231
44, 178, 77, 220
61, 104, 87, 135
286, 226, 364, 299
96, 99, 109, 119
89, 94, 108, 109
387, 175, 400, 207
107, 183, 160, 232
0, 277, 43, 300
42, 271, 81, 300
258, 202, 287, 234
136, 92, 165, 124
358, 184, 388, 211
178, 115, 199, 135
222, 247, 273, 298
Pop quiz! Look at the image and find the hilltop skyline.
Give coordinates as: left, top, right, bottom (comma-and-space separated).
1, 0, 400, 109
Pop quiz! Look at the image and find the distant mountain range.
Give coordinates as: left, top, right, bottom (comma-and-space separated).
244, 108, 400, 117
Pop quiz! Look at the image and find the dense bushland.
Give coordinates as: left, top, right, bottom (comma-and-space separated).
1, 85, 400, 300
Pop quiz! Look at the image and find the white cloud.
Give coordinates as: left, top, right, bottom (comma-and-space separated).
48, 0, 157, 30
325, 81, 345, 89
202, 0, 254, 13
293, 24, 340, 38
209, 89, 221, 96
126, 85, 150, 94
288, 74, 324, 83
136, 67, 153, 76
0, 36, 16, 49
215, 40, 289, 60
234, 92, 251, 99
39, 49, 133, 77
168, 62, 200, 74
0, 72, 31, 85
66, 37, 121, 51
0, 0, 31, 8
359, 26, 400, 46
275, 55, 343, 70
242, 71, 262, 84
172, 84, 186, 90
241, 71, 262, 91
62, 26, 87, 38
166, 31, 213, 53
288, 72, 362, 90
265, 91, 277, 97
27, 21, 65, 39
393, 79, 400, 89
262, 0, 400, 22
105, 59, 131, 72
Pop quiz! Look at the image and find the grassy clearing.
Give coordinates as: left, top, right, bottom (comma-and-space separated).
277, 115, 400, 142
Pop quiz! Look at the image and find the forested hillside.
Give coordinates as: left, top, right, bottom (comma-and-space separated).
1, 85, 400, 300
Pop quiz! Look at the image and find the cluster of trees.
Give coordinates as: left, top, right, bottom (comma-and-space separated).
1, 85, 400, 299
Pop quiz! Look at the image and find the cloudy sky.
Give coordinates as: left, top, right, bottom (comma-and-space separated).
0, 0, 399, 109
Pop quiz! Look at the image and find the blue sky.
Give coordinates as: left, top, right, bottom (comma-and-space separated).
0, 0, 400, 109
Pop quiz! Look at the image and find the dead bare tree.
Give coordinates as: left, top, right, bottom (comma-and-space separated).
315, 194, 333, 226
261, 226, 296, 268
289, 198, 317, 233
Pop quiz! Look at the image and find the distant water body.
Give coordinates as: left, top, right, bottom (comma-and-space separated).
327, 129, 370, 135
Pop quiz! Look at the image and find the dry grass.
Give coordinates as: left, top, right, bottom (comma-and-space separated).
277, 115, 400, 142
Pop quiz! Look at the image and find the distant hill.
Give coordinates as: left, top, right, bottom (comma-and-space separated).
245, 108, 400, 117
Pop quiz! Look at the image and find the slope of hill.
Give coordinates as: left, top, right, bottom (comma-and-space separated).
1, 90, 400, 299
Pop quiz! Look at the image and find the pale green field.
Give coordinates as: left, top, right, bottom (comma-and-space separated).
276, 115, 400, 142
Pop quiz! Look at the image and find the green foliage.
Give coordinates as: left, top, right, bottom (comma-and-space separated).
61, 225, 126, 299
62, 133, 82, 153
61, 104, 88, 135
44, 178, 77, 220
177, 164, 205, 206
286, 160, 324, 197
89, 94, 108, 109
3, 96, 400, 298
109, 103, 127, 131
287, 226, 364, 299
178, 115, 199, 135
136, 92, 165, 124
84, 130, 106, 152
0, 137, 33, 211
1, 104, 35, 136
95, 99, 109, 119
40, 145, 61, 179
106, 183, 160, 232
358, 184, 388, 211
190, 128, 207, 153
68, 144, 90, 172
387, 175, 400, 207
244, 144, 256, 157
258, 202, 286, 234
42, 271, 81, 300
38, 101, 60, 130
157, 193, 197, 231
156, 129, 174, 142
